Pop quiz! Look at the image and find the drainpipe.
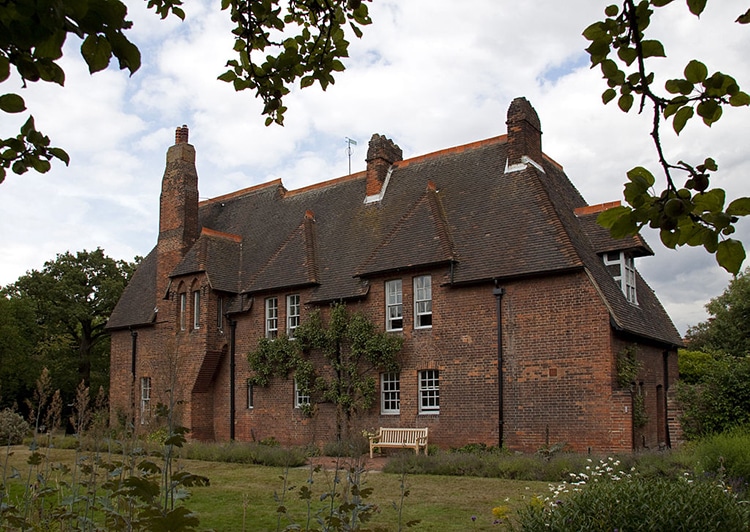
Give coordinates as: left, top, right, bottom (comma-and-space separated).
130, 329, 137, 427
662, 350, 671, 449
493, 284, 505, 448
229, 319, 237, 441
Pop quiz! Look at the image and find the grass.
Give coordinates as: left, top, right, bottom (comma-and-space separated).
2, 446, 548, 531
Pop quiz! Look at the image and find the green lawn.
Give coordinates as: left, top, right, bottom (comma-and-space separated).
2, 447, 548, 531
183, 459, 547, 530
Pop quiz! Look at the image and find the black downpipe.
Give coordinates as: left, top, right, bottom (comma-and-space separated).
130, 329, 137, 426
662, 350, 671, 448
493, 285, 505, 448
229, 319, 237, 441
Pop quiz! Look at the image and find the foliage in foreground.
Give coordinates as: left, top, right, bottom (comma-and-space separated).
586, 1, 750, 274
513, 457, 750, 531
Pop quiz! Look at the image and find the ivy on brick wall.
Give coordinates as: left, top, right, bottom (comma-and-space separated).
616, 344, 642, 389
247, 302, 403, 439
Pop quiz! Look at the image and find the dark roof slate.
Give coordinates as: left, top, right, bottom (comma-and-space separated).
107, 134, 681, 346
106, 248, 157, 329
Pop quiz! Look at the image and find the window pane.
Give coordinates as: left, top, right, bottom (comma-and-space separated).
179, 293, 186, 331
381, 372, 400, 414
385, 280, 403, 331
193, 290, 201, 329
266, 297, 278, 339
414, 275, 432, 329
418, 369, 439, 413
287, 294, 300, 339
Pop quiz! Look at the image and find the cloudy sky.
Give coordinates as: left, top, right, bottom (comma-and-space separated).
1, 1, 749, 335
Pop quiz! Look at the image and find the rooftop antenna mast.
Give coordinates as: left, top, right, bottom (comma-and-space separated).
345, 137, 358, 175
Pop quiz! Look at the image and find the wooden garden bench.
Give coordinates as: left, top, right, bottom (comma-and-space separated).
369, 427, 428, 458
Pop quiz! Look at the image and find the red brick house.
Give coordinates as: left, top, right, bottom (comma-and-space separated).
107, 98, 682, 453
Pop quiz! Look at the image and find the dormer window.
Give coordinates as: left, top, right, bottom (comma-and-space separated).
603, 251, 638, 305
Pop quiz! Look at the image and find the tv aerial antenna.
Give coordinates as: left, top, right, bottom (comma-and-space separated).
345, 137, 358, 175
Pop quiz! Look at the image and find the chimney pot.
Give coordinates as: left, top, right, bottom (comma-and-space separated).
175, 125, 189, 145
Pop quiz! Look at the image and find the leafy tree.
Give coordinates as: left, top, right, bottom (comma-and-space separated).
0, 294, 41, 409
676, 353, 750, 438
685, 267, 750, 357
0, 0, 371, 183
678, 348, 718, 385
586, 1, 750, 274
1, 248, 137, 399
248, 302, 402, 441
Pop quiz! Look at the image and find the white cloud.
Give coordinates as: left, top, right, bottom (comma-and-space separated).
1, 0, 749, 336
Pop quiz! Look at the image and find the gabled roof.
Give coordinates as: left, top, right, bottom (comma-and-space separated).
107, 115, 681, 346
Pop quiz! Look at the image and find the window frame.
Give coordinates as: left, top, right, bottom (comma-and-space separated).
413, 275, 433, 329
193, 289, 201, 329
217, 296, 224, 332
603, 251, 638, 305
380, 372, 401, 415
265, 297, 278, 339
418, 369, 440, 414
140, 376, 151, 424
179, 293, 187, 331
247, 381, 254, 409
294, 379, 310, 409
385, 279, 403, 331
287, 294, 301, 339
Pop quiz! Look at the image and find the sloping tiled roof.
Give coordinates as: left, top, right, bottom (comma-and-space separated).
106, 248, 157, 329
106, 133, 681, 346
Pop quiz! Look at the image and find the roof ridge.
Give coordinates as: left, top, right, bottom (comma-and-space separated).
285, 170, 366, 197
201, 179, 285, 205
395, 135, 507, 169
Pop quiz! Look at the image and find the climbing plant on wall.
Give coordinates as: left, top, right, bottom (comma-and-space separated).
247, 302, 403, 440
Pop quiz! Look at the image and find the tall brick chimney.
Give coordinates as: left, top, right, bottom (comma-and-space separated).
156, 125, 200, 300
365, 134, 402, 197
505, 97, 543, 172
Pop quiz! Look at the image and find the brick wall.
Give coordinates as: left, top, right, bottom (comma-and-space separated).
110, 266, 678, 453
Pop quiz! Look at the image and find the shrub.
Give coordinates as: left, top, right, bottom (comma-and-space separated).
322, 437, 369, 457
518, 476, 749, 530
515, 458, 750, 531
0, 408, 29, 445
692, 427, 750, 485
184, 441, 307, 467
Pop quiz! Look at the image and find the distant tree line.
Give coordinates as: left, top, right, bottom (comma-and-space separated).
0, 248, 136, 424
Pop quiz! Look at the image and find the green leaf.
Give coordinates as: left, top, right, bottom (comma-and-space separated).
81, 35, 113, 74
597, 205, 632, 229
617, 47, 638, 66
627, 166, 656, 187
605, 4, 619, 16
0, 94, 26, 113
672, 106, 693, 134
684, 60, 707, 83
641, 40, 666, 58
693, 189, 725, 213
602, 88, 617, 104
729, 91, 750, 107
697, 100, 722, 125
687, 0, 707, 17
660, 228, 680, 249
737, 9, 750, 24
618, 93, 634, 112
727, 197, 750, 216
716, 239, 745, 274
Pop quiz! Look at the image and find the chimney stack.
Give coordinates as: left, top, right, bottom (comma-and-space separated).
366, 134, 402, 197
156, 125, 200, 300
505, 97, 543, 171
